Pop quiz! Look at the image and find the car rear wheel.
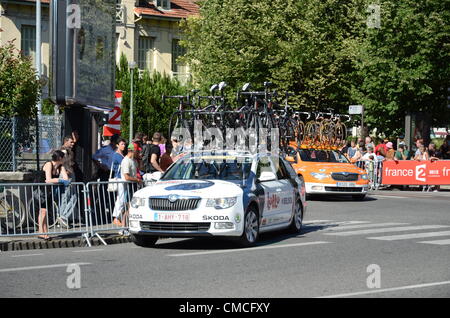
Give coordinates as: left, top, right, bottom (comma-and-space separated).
237, 207, 259, 247
131, 234, 158, 248
289, 200, 303, 234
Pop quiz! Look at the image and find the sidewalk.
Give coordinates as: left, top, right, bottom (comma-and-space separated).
0, 233, 132, 252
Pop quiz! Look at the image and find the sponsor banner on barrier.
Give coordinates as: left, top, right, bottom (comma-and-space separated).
382, 160, 450, 185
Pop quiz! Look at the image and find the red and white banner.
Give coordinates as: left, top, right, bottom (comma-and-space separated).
103, 91, 123, 136
382, 160, 450, 185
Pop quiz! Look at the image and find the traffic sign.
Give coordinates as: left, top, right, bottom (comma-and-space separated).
349, 105, 364, 115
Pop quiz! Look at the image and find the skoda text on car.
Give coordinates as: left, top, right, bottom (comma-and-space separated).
286, 144, 369, 200
128, 152, 307, 247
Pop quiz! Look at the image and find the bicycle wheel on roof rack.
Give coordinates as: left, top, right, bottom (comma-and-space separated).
296, 120, 305, 145
320, 121, 335, 144
335, 122, 347, 141
305, 120, 319, 143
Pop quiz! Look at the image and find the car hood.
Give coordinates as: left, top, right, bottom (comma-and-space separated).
133, 179, 245, 199
296, 162, 366, 174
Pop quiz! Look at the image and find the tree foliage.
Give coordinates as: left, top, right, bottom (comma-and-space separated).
115, 54, 187, 140
180, 0, 450, 137
0, 40, 40, 119
356, 0, 450, 136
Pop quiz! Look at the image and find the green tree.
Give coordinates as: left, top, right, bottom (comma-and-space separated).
181, 0, 366, 112
181, 0, 449, 138
355, 0, 450, 137
0, 40, 40, 119
115, 54, 187, 140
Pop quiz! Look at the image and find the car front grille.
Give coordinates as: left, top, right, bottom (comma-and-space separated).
140, 222, 211, 232
325, 187, 363, 193
149, 198, 201, 211
331, 173, 359, 182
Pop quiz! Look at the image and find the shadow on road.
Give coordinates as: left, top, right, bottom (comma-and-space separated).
152, 223, 333, 251
307, 195, 378, 202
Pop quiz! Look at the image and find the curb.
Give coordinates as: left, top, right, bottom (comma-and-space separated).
0, 235, 133, 252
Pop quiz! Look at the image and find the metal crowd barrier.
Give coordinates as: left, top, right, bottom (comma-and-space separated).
0, 180, 146, 247
0, 182, 90, 244
354, 160, 383, 190
85, 180, 144, 245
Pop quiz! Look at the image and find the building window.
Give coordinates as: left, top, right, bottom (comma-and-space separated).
21, 25, 36, 63
171, 39, 186, 73
138, 36, 154, 71
155, 0, 170, 10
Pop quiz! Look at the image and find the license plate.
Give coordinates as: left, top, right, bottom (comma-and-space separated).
336, 182, 357, 187
154, 213, 190, 222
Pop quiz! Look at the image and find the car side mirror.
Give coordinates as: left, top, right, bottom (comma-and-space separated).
286, 156, 297, 163
257, 171, 277, 183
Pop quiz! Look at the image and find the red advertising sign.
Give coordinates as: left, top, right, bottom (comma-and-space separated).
103, 91, 123, 136
382, 160, 450, 185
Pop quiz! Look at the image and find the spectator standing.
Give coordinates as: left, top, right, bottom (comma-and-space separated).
160, 143, 174, 172
414, 144, 430, 161
438, 135, 450, 159
92, 134, 119, 181
350, 141, 366, 163
159, 135, 167, 156
395, 144, 411, 160
375, 138, 388, 157
37, 150, 69, 240
428, 143, 439, 159
149, 132, 164, 175
362, 145, 378, 162
60, 135, 77, 179
347, 140, 357, 159
414, 139, 425, 158
112, 143, 142, 228
385, 142, 396, 160
365, 136, 375, 150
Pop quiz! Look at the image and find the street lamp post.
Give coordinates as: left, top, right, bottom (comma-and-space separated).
128, 61, 137, 142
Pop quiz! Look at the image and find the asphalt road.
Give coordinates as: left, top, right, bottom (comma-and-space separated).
1, 191, 449, 298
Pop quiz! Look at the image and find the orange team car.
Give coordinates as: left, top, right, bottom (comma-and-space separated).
285, 143, 369, 200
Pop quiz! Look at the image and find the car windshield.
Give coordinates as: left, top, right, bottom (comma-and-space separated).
161, 156, 253, 182
299, 149, 350, 163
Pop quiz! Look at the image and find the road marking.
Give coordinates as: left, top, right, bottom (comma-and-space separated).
325, 222, 409, 231
304, 220, 333, 224
418, 239, 450, 245
0, 263, 91, 273
168, 241, 332, 257
368, 231, 450, 241
324, 225, 450, 236
306, 221, 370, 227
372, 195, 410, 199
318, 280, 450, 298
11, 253, 44, 258
72, 249, 104, 253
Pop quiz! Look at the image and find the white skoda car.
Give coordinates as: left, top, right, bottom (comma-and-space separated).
128, 152, 307, 247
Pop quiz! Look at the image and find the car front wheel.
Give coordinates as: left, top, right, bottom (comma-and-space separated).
237, 207, 259, 247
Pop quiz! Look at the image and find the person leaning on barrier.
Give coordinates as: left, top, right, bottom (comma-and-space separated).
37, 150, 70, 240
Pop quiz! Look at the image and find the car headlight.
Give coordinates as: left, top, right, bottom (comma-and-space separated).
310, 172, 330, 180
361, 174, 369, 180
206, 197, 237, 209
131, 197, 146, 209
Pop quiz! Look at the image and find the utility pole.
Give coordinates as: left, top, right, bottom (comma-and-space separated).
128, 61, 137, 142
36, 0, 42, 170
